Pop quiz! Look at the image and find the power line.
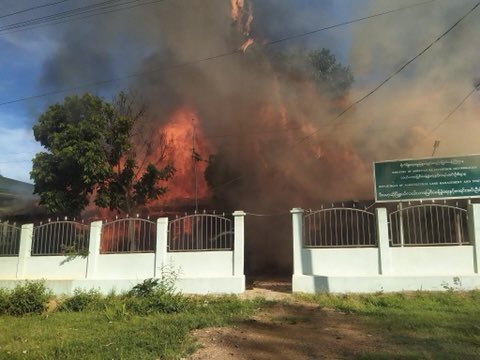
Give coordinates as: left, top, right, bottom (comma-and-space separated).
1, 0, 165, 36
299, 0, 480, 144
0, 0, 133, 32
0, 0, 73, 20
0, 0, 438, 107
265, 0, 437, 46
431, 86, 479, 132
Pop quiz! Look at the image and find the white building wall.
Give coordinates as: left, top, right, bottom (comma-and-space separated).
94, 253, 155, 279
301, 248, 379, 276
168, 251, 233, 277
25, 257, 87, 279
0, 213, 246, 295
0, 257, 18, 279
292, 205, 480, 293
390, 246, 475, 275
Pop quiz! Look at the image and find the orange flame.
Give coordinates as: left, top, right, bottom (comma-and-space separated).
158, 107, 212, 203
239, 38, 254, 52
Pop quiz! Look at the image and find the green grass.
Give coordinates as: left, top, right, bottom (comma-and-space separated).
0, 295, 265, 360
299, 291, 480, 359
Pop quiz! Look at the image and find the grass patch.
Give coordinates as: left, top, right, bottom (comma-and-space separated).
299, 291, 480, 359
0, 294, 265, 359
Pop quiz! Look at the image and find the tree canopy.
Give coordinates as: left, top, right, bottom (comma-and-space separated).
271, 48, 354, 98
31, 92, 174, 217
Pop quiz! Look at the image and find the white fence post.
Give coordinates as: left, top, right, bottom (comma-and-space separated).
155, 217, 168, 278
16, 223, 33, 279
468, 204, 480, 273
233, 211, 246, 277
85, 221, 102, 279
291, 208, 304, 276
376, 208, 391, 275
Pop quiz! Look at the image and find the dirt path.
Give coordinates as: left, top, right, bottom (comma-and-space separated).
190, 280, 398, 360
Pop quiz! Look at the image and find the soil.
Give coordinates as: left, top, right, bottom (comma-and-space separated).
189, 279, 400, 360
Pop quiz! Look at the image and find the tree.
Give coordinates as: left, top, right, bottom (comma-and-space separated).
270, 47, 354, 98
31, 92, 175, 217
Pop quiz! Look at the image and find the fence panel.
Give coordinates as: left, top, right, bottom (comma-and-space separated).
304, 207, 377, 247
168, 214, 233, 252
0, 221, 21, 256
389, 204, 469, 246
101, 217, 156, 253
32, 221, 90, 256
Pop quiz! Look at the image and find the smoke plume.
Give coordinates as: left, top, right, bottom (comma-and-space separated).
38, 0, 480, 274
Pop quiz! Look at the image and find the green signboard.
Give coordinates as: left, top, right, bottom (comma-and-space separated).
374, 155, 480, 202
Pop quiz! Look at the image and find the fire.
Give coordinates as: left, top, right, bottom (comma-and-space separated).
239, 38, 254, 52
230, 0, 244, 23
159, 107, 212, 203
231, 0, 253, 35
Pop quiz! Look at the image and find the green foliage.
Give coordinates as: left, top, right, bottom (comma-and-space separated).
300, 291, 480, 358
104, 302, 130, 321
31, 92, 175, 217
2, 281, 52, 316
271, 47, 354, 98
126, 271, 188, 314
0, 288, 8, 314
59, 243, 89, 265
58, 288, 103, 312
128, 278, 162, 297
0, 295, 263, 359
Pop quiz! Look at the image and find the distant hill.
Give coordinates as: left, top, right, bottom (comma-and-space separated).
0, 176, 34, 195
0, 176, 38, 217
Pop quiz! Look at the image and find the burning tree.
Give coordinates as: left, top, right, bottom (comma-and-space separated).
31, 92, 175, 217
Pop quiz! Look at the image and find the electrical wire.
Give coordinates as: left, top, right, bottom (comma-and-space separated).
298, 0, 480, 144
0, 0, 74, 20
0, 0, 439, 107
0, 0, 135, 32
431, 87, 478, 132
1, 0, 166, 36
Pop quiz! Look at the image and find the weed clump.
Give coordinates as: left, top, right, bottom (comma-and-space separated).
126, 275, 189, 315
1, 281, 52, 316
59, 288, 103, 312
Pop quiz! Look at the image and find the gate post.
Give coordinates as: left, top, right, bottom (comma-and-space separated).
16, 224, 33, 278
376, 208, 391, 275
291, 208, 304, 276
468, 204, 480, 273
85, 221, 102, 279
155, 217, 169, 278
233, 211, 246, 277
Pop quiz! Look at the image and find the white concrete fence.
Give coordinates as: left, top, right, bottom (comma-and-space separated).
0, 212, 246, 295
292, 204, 480, 293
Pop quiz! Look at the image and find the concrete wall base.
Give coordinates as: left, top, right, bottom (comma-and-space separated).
0, 276, 246, 296
292, 274, 480, 293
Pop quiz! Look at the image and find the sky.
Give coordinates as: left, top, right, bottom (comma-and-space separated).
0, 0, 479, 184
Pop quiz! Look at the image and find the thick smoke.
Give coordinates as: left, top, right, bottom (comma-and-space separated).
39, 0, 480, 274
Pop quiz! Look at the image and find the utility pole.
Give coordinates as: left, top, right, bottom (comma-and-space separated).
431, 140, 440, 157
192, 119, 199, 212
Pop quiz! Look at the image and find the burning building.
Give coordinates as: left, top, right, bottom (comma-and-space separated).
38, 0, 480, 274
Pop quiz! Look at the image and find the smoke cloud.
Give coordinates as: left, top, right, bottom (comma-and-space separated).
38, 0, 480, 274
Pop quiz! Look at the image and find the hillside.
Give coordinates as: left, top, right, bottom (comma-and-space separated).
0, 176, 38, 217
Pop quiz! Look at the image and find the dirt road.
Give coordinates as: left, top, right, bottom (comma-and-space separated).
190, 280, 398, 359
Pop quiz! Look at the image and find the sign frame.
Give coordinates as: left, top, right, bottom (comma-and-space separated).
373, 154, 480, 203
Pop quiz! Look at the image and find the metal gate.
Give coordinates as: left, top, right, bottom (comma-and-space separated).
168, 213, 233, 251
304, 206, 377, 247
389, 203, 469, 246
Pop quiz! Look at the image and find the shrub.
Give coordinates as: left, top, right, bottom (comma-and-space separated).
59, 288, 103, 312
128, 278, 161, 298
6, 281, 52, 316
0, 288, 8, 314
126, 269, 189, 314
126, 291, 189, 315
